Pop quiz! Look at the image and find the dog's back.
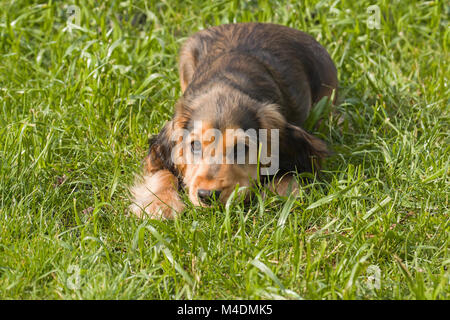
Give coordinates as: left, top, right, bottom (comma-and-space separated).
179, 23, 338, 126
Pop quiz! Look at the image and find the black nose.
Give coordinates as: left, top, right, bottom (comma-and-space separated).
197, 189, 222, 204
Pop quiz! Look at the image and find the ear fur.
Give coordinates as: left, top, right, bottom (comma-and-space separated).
280, 124, 329, 173
129, 118, 186, 219
256, 103, 285, 129
145, 98, 191, 178
145, 121, 177, 176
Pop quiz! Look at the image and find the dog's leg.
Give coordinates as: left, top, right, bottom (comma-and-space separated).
129, 149, 185, 219
266, 175, 300, 197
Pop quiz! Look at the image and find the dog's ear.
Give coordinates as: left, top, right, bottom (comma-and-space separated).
144, 98, 192, 176
144, 121, 177, 175
279, 123, 329, 173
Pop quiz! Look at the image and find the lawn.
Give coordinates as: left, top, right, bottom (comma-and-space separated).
0, 0, 448, 299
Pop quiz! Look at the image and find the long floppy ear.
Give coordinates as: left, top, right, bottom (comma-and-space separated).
145, 98, 191, 177
279, 124, 330, 173
144, 120, 177, 176
130, 121, 185, 219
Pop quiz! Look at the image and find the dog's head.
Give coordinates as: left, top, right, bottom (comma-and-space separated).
146, 85, 328, 206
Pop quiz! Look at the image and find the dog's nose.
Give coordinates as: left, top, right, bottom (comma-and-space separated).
197, 189, 222, 204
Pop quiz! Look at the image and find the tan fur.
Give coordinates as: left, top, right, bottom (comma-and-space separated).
266, 175, 300, 197
181, 120, 258, 206
129, 169, 184, 219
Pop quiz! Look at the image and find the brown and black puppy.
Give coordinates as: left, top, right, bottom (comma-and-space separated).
130, 22, 337, 219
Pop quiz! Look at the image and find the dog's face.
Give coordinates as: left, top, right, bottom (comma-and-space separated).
148, 85, 328, 207
173, 87, 266, 206
181, 120, 259, 206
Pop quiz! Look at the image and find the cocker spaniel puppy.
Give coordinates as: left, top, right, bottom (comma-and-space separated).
130, 23, 338, 219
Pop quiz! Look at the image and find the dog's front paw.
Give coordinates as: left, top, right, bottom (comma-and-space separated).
130, 192, 185, 219
129, 170, 185, 219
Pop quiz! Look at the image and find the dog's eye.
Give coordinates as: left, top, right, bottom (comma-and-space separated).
191, 140, 202, 154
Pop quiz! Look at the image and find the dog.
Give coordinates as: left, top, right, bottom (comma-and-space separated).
130, 22, 338, 219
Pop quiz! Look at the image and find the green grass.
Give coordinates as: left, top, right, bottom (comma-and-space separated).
0, 0, 448, 299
